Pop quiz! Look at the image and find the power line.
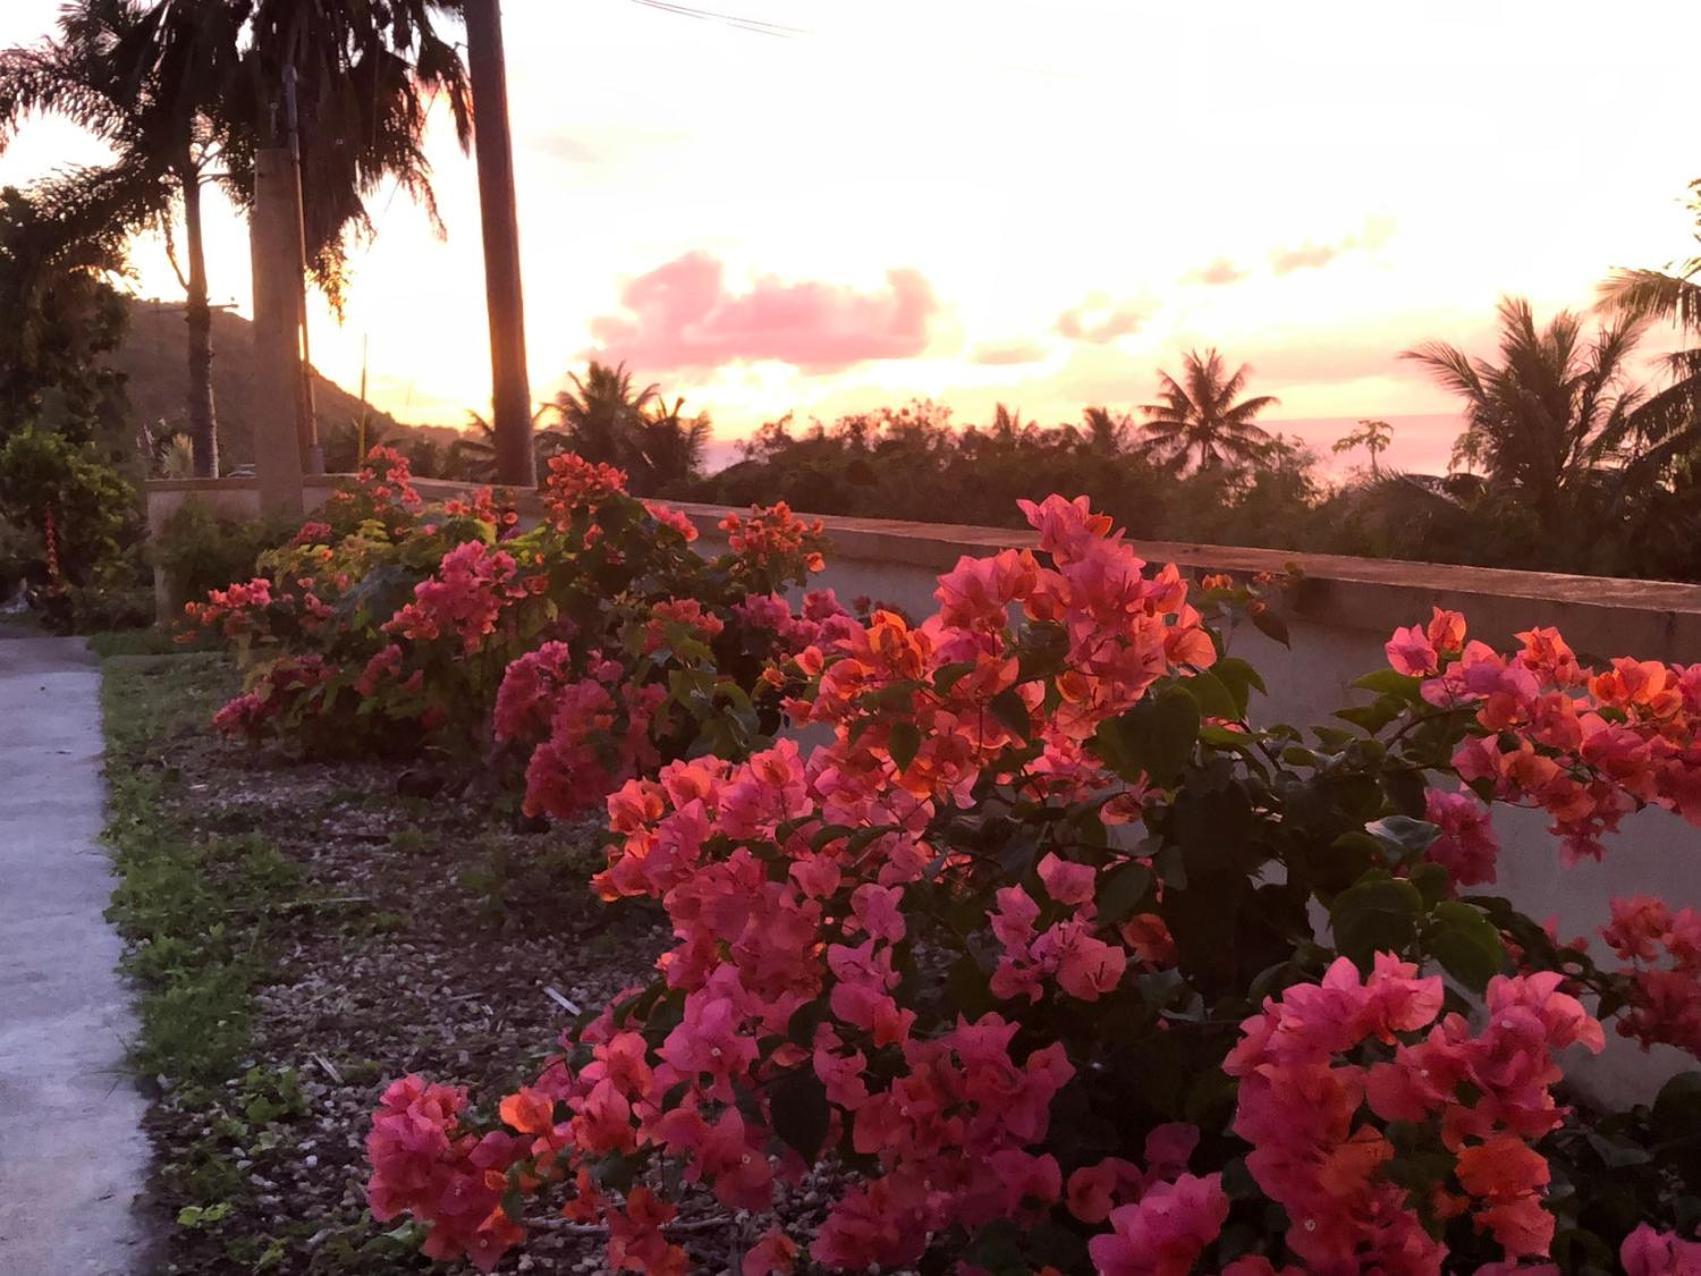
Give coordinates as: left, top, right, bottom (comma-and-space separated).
626, 0, 806, 39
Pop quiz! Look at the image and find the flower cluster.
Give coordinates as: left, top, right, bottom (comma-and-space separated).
541, 453, 629, 530
321, 444, 424, 536
366, 1076, 528, 1271
1225, 955, 1603, 1270
1622, 1224, 1701, 1274
190, 445, 835, 853
1390, 610, 1701, 863
181, 577, 276, 641
718, 501, 827, 576
384, 540, 533, 655
1602, 894, 1701, 1055
361, 494, 1701, 1274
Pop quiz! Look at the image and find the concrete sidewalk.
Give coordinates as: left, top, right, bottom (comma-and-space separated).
0, 634, 152, 1274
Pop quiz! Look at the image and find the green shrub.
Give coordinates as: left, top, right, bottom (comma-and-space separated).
150, 500, 299, 606
0, 426, 135, 585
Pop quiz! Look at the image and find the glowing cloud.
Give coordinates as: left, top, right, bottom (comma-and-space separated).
1187, 258, 1248, 287
972, 341, 1050, 366
586, 251, 938, 373
1056, 300, 1147, 344
1271, 216, 1396, 275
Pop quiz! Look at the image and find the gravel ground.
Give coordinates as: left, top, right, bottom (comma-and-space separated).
128, 698, 729, 1274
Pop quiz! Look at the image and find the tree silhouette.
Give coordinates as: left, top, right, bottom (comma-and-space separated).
1138, 348, 1278, 474
1333, 418, 1393, 476
1404, 297, 1647, 523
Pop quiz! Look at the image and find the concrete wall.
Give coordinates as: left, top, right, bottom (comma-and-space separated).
148, 480, 1701, 1104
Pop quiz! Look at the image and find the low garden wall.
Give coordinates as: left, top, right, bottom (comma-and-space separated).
147, 477, 1701, 1105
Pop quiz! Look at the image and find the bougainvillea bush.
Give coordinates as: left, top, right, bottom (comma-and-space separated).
185, 447, 833, 803
364, 493, 1701, 1274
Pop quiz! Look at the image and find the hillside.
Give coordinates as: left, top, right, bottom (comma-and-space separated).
110, 300, 458, 467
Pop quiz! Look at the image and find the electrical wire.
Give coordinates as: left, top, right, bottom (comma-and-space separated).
626, 0, 805, 39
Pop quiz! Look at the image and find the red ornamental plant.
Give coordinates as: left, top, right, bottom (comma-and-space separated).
366, 494, 1701, 1273
186, 447, 832, 774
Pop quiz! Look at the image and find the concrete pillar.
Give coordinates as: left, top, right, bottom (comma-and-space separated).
250, 149, 306, 517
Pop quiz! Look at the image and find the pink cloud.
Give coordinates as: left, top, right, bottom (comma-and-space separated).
1187, 258, 1247, 286
1271, 217, 1395, 275
586, 251, 939, 373
972, 341, 1049, 366
1056, 302, 1147, 343
1270, 242, 1341, 273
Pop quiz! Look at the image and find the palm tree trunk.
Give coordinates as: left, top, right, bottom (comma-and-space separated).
180, 156, 219, 478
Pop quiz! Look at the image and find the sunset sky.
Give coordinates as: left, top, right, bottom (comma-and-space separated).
2, 0, 1699, 472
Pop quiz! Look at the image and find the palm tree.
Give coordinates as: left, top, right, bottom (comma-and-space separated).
321, 413, 392, 473
547, 363, 711, 494
0, 0, 247, 474
1080, 405, 1133, 455
628, 395, 711, 493
1597, 179, 1701, 484
552, 361, 660, 467
0, 1, 471, 474
449, 411, 500, 482
232, 0, 472, 307
1332, 418, 1393, 476
0, 177, 136, 438
454, 406, 561, 482
1138, 348, 1279, 473
1403, 297, 1647, 522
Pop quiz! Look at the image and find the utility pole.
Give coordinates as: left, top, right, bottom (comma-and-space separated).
465, 0, 536, 488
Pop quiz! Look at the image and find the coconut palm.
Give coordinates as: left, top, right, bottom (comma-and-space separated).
1403, 297, 1647, 523
454, 407, 561, 482
231, 0, 472, 307
0, 1, 472, 474
629, 396, 711, 494
1138, 349, 1279, 474
448, 411, 500, 482
551, 361, 660, 468
1597, 179, 1701, 485
0, 0, 247, 473
1080, 405, 1133, 455
0, 177, 137, 438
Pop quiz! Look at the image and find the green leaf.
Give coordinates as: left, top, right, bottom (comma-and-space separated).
1652, 1071, 1701, 1134
770, 1068, 830, 1160
1410, 862, 1451, 909
1336, 699, 1403, 734
1352, 669, 1423, 701
1199, 724, 1260, 756
1213, 656, 1266, 715
1422, 901, 1504, 992
933, 661, 976, 693
787, 1000, 824, 1047
1249, 605, 1290, 648
1383, 767, 1428, 819
1096, 686, 1200, 787
1096, 861, 1154, 927
1179, 669, 1238, 719
989, 687, 1032, 739
1582, 1129, 1654, 1168
887, 719, 921, 773
1330, 873, 1423, 969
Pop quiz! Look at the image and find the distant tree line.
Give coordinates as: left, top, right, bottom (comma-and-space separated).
513, 184, 1701, 583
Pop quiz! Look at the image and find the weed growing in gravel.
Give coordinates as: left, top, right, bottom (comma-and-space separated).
101, 654, 308, 1264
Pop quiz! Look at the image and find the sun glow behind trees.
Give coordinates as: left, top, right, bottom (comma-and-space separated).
0, 0, 1696, 457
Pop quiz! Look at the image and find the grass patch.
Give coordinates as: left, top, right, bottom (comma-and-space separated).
100, 651, 319, 1261
102, 653, 298, 1085
87, 626, 197, 659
